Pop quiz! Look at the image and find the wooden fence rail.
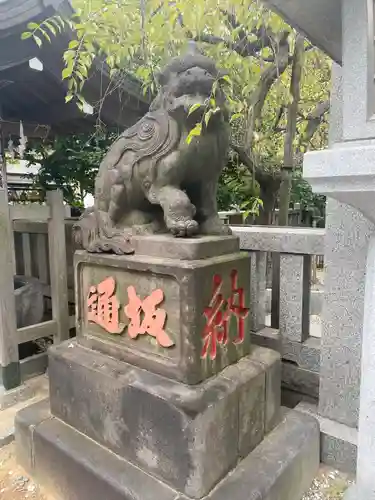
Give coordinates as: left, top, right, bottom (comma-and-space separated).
0, 189, 75, 389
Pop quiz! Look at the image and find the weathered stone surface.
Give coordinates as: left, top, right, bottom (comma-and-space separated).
15, 398, 50, 471
265, 288, 324, 316
75, 248, 251, 384
251, 327, 282, 353
279, 254, 311, 343
253, 329, 321, 374
297, 402, 357, 474
221, 357, 265, 458
249, 251, 267, 332
249, 346, 281, 433
132, 235, 239, 260
15, 403, 318, 500
282, 363, 320, 400
21, 406, 179, 500
319, 199, 373, 428
48, 341, 273, 498
282, 336, 321, 373
209, 409, 319, 500
14, 276, 44, 328
233, 225, 325, 255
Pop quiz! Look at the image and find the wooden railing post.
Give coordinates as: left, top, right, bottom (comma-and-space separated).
47, 190, 70, 343
0, 189, 20, 389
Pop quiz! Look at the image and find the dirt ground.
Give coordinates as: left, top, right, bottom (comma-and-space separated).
0, 443, 48, 500
0, 442, 353, 500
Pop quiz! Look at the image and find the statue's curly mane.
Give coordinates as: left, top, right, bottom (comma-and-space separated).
99, 109, 180, 181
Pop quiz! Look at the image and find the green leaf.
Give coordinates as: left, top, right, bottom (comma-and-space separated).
39, 27, 51, 42
27, 22, 39, 30
186, 123, 202, 144
63, 50, 75, 62
69, 39, 79, 49
188, 103, 203, 116
44, 21, 57, 36
50, 18, 63, 33
65, 94, 74, 103
21, 32, 32, 40
62, 65, 73, 79
204, 109, 213, 127
33, 35, 42, 47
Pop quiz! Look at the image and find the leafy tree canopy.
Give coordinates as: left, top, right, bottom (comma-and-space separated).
24, 0, 331, 221
24, 133, 114, 207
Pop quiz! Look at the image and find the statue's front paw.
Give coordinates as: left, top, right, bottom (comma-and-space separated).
166, 217, 199, 237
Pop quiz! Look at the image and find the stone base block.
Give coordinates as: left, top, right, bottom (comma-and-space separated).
297, 402, 358, 474
47, 341, 280, 498
15, 400, 319, 500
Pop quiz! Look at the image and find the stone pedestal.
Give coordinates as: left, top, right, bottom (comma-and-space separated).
15, 235, 319, 500
75, 235, 251, 385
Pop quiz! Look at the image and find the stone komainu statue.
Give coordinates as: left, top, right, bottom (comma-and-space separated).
73, 48, 231, 254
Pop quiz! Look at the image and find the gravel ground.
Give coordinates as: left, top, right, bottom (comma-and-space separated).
0, 443, 48, 500
302, 465, 354, 500
0, 442, 353, 500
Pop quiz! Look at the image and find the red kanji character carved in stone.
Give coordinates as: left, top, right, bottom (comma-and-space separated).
87, 277, 124, 334
124, 286, 174, 348
201, 270, 249, 360
227, 270, 250, 344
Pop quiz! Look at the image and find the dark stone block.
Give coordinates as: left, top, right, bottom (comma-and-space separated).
33, 413, 179, 500
75, 248, 251, 385
209, 409, 320, 500
15, 403, 318, 500
1, 362, 21, 390
48, 341, 270, 498
15, 398, 50, 471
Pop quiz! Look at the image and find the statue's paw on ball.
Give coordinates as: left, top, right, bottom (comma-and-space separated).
167, 218, 199, 237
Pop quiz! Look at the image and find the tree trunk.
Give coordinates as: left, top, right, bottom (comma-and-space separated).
279, 34, 305, 228
258, 185, 276, 225
278, 166, 292, 226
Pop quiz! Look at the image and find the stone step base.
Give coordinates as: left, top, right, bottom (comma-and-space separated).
297, 402, 357, 474
46, 341, 281, 497
15, 400, 319, 500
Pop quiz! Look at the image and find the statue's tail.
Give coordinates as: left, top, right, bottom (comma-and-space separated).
72, 208, 134, 255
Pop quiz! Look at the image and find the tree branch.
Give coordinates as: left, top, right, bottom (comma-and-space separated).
230, 141, 281, 183
245, 31, 290, 150
299, 99, 330, 149
284, 34, 304, 168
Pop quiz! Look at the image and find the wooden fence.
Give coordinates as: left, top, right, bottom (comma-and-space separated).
0, 189, 75, 389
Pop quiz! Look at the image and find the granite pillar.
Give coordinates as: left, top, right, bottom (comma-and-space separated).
319, 199, 373, 427
300, 63, 375, 472
344, 236, 375, 499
